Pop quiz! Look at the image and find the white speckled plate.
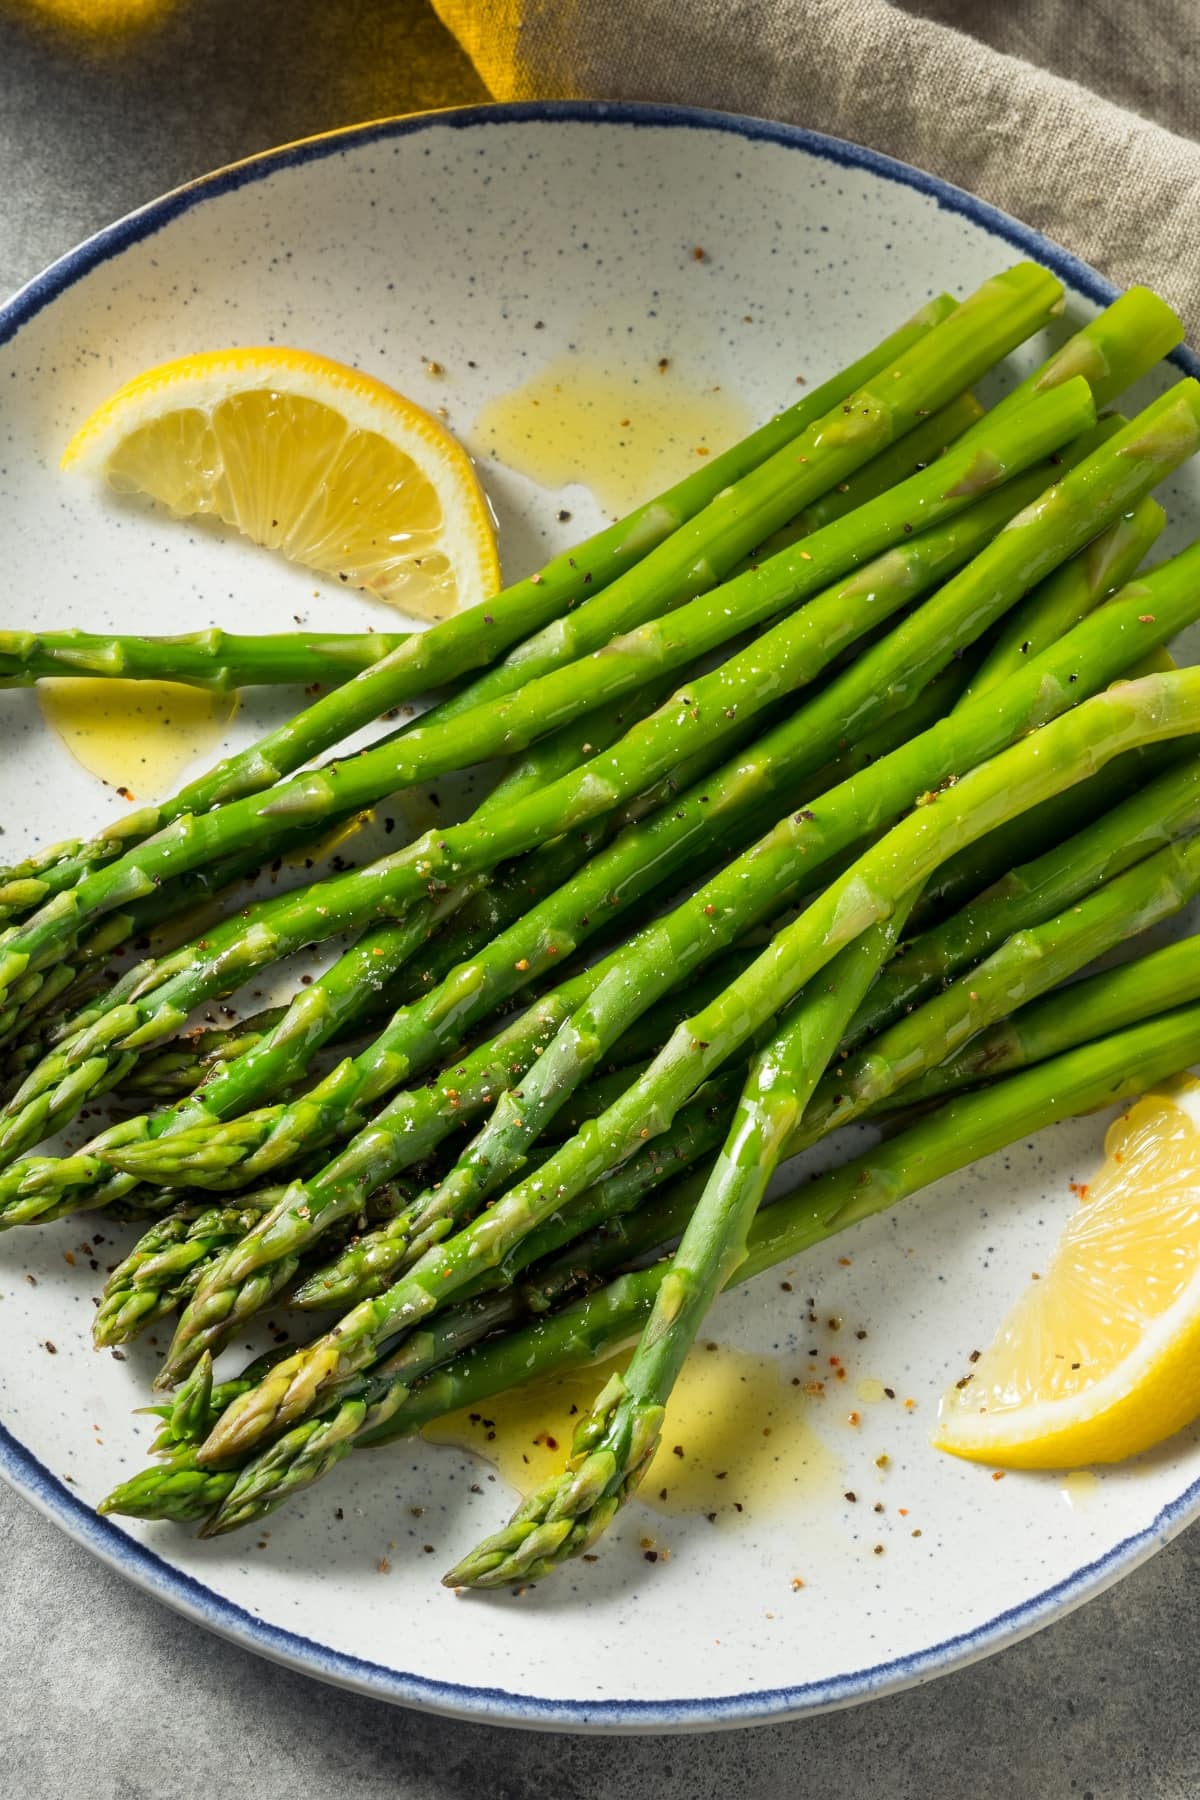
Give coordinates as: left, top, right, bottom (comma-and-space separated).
2, 102, 1199, 1733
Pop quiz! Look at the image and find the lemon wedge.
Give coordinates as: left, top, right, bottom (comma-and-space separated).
62, 347, 499, 621
934, 1073, 1200, 1468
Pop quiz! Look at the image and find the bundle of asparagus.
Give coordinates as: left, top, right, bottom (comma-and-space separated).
5, 263, 1200, 1592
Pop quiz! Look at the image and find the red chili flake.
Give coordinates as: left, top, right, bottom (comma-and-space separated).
1138, 613, 1157, 624
377, 1557, 391, 1574
991, 1471, 1006, 1482
692, 246, 706, 261
1069, 1181, 1089, 1199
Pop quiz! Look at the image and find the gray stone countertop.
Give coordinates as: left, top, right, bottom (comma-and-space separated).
1, 4, 1197, 1793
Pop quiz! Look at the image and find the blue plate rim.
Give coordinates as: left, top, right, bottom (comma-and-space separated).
1, 96, 1197, 1733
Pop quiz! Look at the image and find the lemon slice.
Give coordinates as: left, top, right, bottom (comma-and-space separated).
62, 347, 499, 621
934, 1073, 1200, 1468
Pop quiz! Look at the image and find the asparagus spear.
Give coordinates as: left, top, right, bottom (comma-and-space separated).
102, 996, 1200, 1531
96, 422, 1093, 1198
0, 299, 1082, 998
0, 627, 413, 691
0, 665, 688, 1205
1, 288, 991, 922
954, 285, 1183, 434
962, 496, 1165, 699
92, 1197, 287, 1343
132, 899, 1198, 1432
908, 736, 1190, 930
89, 432, 1144, 1353
92, 1175, 424, 1345
111, 903, 1193, 1481
842, 749, 1200, 1051
442, 996, 1200, 1583
896, 933, 1200, 1105
298, 865, 1200, 1322
446, 896, 923, 1584
294, 437, 1199, 1288
112, 658, 971, 1110
2, 293, 960, 912
194, 647, 1200, 1465
791, 829, 1200, 1149
141, 471, 1200, 1383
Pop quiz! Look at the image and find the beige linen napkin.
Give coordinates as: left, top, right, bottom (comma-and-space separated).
434, 0, 1200, 337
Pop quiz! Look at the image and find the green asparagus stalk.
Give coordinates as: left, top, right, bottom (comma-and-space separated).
92, 1174, 424, 1345
1, 288, 988, 922
103, 995, 1200, 1531
962, 496, 1165, 699
446, 895, 923, 1585
3, 292, 961, 913
146, 427, 1200, 1386
841, 750, 1200, 1052
111, 655, 971, 1112
751, 389, 984, 551
113, 1009, 296, 1103
895, 933, 1200, 1105
907, 736, 1191, 930
308, 466, 1198, 1291
0, 294, 1081, 1000
100, 446, 1140, 1366
97, 418, 1097, 1198
791, 831, 1200, 1149
0, 666, 686, 1210
434, 1002, 1200, 1572
96, 396, 1144, 1216
129, 893, 1195, 1459
0, 627, 413, 691
956, 285, 1183, 432
92, 1196, 288, 1343
297, 886, 1200, 1323
194, 646, 1200, 1467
